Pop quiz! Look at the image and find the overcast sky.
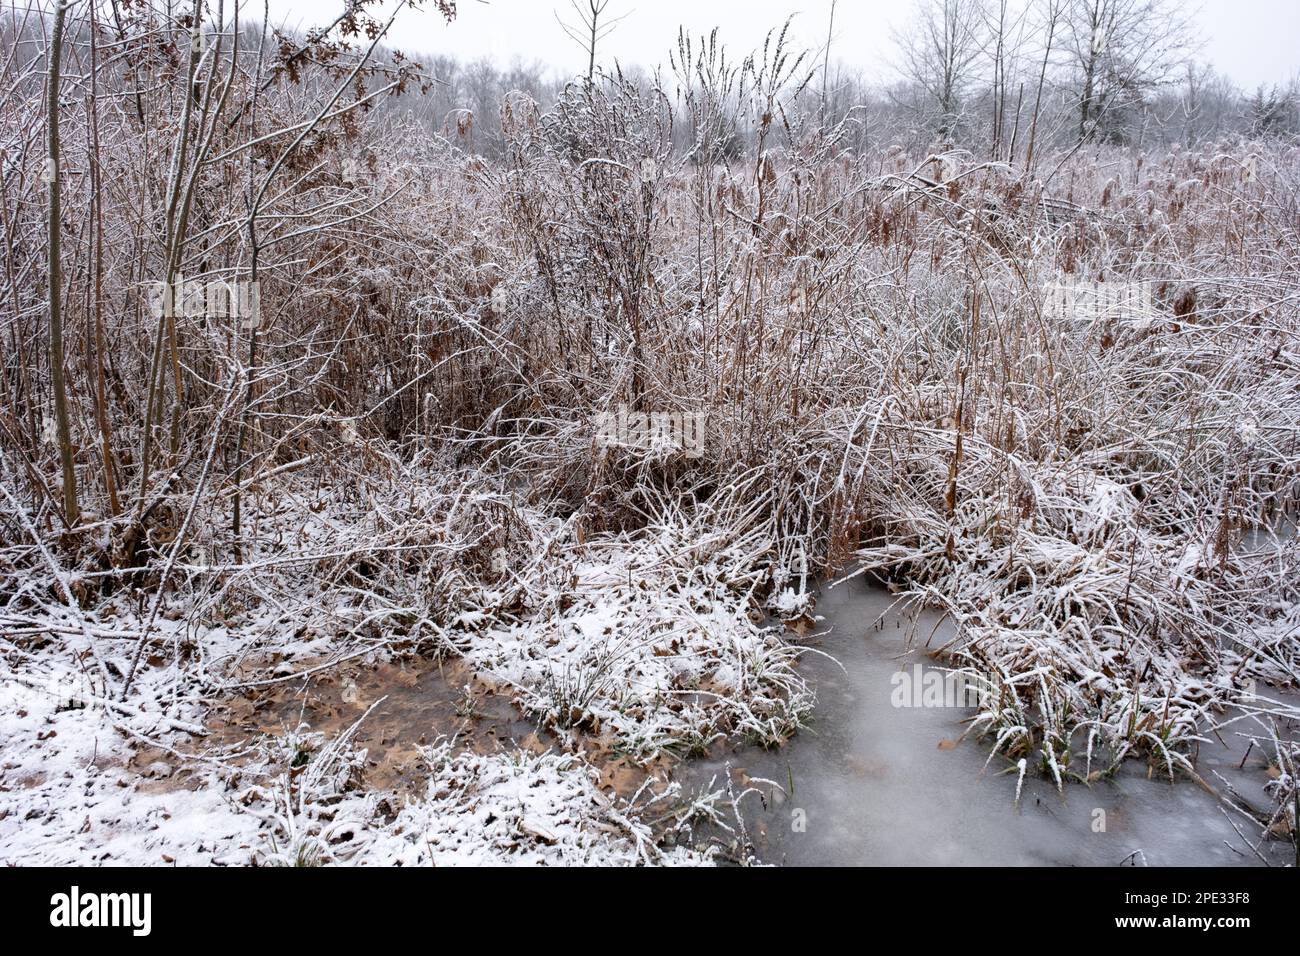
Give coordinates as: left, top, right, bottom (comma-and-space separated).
262, 0, 1300, 91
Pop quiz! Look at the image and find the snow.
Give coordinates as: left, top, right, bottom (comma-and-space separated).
0, 681, 262, 866
0, 666, 717, 866
368, 743, 709, 866
0, 506, 782, 866
466, 522, 812, 757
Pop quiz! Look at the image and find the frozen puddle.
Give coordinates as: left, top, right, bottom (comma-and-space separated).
680, 577, 1296, 866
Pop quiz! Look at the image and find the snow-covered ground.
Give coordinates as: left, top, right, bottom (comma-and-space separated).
0, 505, 794, 866
0, 659, 725, 865
0, 678, 264, 865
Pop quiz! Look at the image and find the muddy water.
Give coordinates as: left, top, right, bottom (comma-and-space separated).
203, 657, 664, 798
682, 577, 1297, 866
203, 659, 540, 795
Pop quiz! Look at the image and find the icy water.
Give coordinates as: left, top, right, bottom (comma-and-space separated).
681, 576, 1297, 867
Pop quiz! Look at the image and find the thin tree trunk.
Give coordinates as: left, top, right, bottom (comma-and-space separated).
88, 0, 120, 516
821, 0, 837, 130
47, 0, 78, 527
1025, 6, 1056, 174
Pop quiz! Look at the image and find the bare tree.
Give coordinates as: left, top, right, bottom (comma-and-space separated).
894, 0, 988, 139
1023, 0, 1062, 172
820, 0, 837, 130
982, 0, 1031, 161
1064, 0, 1195, 143
1168, 62, 1238, 145
46, 0, 77, 526
556, 0, 630, 82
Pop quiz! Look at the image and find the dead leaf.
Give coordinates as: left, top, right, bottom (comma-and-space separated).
518, 818, 557, 845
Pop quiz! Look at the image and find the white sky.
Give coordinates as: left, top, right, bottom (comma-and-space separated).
262, 0, 1300, 90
